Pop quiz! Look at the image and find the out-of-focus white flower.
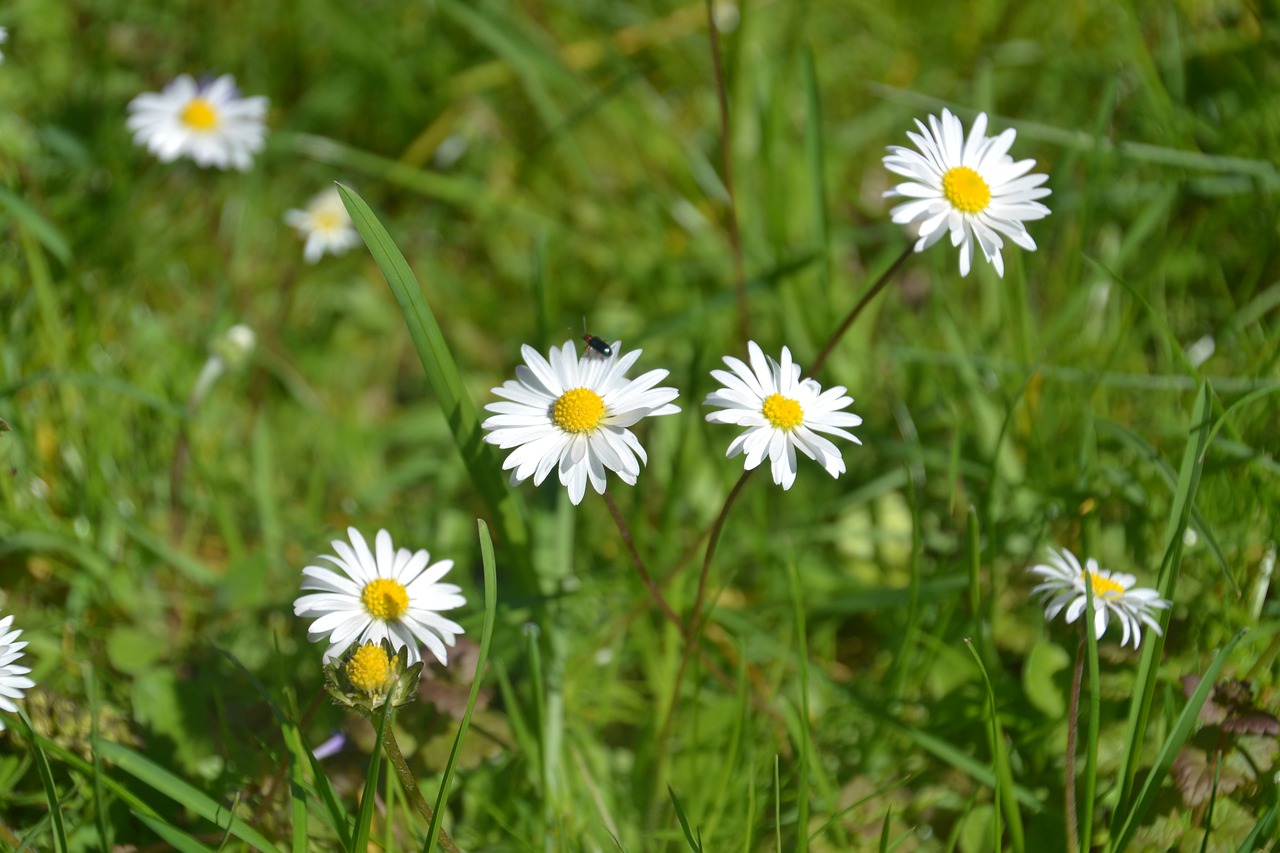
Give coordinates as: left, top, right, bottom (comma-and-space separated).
284, 188, 362, 264
127, 74, 268, 171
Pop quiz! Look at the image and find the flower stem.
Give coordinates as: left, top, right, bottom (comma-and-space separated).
808, 244, 913, 377
384, 727, 462, 853
602, 490, 685, 633
1065, 632, 1085, 853
703, 0, 748, 343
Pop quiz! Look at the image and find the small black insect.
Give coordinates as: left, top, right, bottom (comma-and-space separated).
580, 319, 613, 358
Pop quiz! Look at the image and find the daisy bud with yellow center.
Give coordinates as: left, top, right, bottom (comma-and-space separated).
1029, 547, 1170, 649
295, 528, 466, 666
705, 342, 862, 490
884, 108, 1051, 277
481, 339, 680, 505
325, 639, 422, 714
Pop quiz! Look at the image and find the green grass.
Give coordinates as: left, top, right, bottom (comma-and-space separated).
2, 0, 1279, 850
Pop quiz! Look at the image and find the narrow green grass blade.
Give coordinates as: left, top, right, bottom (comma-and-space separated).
787, 559, 811, 853
92, 738, 276, 852
963, 640, 1024, 853
132, 814, 215, 853
286, 725, 310, 853
1232, 805, 1277, 852
21, 715, 68, 853
1114, 383, 1212, 818
0, 186, 72, 264
352, 701, 393, 853
1111, 629, 1247, 853
294, 728, 352, 848
424, 518, 499, 852
1081, 595, 1101, 853
336, 183, 537, 596
878, 808, 891, 853
668, 785, 704, 852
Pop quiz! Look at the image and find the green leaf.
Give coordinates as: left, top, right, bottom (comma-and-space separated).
0, 187, 72, 264
132, 814, 216, 853
336, 184, 539, 597
1022, 641, 1070, 718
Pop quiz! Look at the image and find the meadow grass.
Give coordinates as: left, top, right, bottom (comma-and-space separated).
1, 0, 1278, 850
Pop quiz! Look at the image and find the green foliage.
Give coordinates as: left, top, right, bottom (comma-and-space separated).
1, 0, 1278, 849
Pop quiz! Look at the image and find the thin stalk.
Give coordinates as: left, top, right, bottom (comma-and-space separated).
384, 727, 462, 853
703, 0, 749, 342
808, 245, 913, 377
1065, 633, 1085, 853
602, 490, 684, 633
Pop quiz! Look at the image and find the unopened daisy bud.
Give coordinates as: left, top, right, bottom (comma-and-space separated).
324, 639, 422, 715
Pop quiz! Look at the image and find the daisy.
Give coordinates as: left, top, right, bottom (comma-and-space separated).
883, 108, 1051, 277
703, 341, 862, 490
126, 74, 268, 171
0, 614, 36, 730
481, 340, 680, 505
285, 187, 362, 263
1028, 547, 1170, 649
294, 528, 466, 666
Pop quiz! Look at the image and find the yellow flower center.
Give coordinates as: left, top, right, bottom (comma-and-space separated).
361, 578, 409, 621
313, 210, 344, 232
762, 393, 804, 431
551, 387, 605, 434
942, 166, 991, 214
1085, 570, 1125, 600
345, 643, 392, 695
179, 98, 220, 131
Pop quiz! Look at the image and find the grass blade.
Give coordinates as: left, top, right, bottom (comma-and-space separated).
352, 700, 393, 853
336, 184, 539, 597
424, 518, 499, 851
21, 714, 68, 853
963, 640, 1024, 853
1114, 382, 1212, 818
1111, 629, 1247, 852
668, 785, 704, 852
92, 738, 276, 852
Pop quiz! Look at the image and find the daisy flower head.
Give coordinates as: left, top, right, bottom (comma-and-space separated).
703, 341, 863, 490
883, 108, 1051, 277
294, 528, 466, 667
0, 614, 36, 731
481, 340, 681, 505
126, 74, 268, 171
1028, 547, 1170, 649
285, 187, 362, 264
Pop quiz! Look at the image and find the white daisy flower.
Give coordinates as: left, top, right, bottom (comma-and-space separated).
294, 528, 466, 666
883, 108, 1051, 277
285, 187, 362, 264
703, 341, 863, 490
0, 614, 36, 731
126, 74, 268, 171
1028, 547, 1170, 649
481, 340, 680, 505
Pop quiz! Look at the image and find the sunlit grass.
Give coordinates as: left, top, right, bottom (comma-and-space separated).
1, 0, 1278, 850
